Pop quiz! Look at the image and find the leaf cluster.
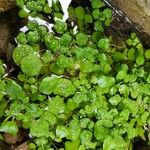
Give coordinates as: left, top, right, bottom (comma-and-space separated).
0, 0, 149, 150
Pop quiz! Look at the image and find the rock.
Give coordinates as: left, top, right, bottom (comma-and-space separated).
3, 132, 23, 144
106, 0, 150, 36
0, 1, 16, 61
136, 0, 150, 15
0, 141, 10, 150
0, 0, 16, 13
0, 23, 10, 60
0, 8, 20, 62
15, 142, 28, 150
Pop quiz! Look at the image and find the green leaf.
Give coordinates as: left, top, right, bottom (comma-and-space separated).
98, 38, 110, 50
141, 112, 149, 124
128, 48, 135, 60
100, 109, 118, 128
127, 128, 138, 139
136, 55, 144, 65
26, 1, 38, 11
84, 14, 93, 24
94, 120, 109, 141
92, 32, 103, 43
42, 51, 54, 63
21, 55, 42, 76
103, 8, 112, 19
5, 101, 24, 117
80, 118, 90, 129
92, 0, 105, 8
80, 61, 97, 73
103, 136, 127, 150
147, 74, 150, 83
101, 118, 113, 128
90, 96, 108, 114
5, 79, 25, 99
65, 141, 79, 150
145, 49, 150, 59
56, 126, 69, 138
92, 9, 100, 19
16, 0, 24, 7
13, 45, 37, 65
0, 100, 7, 117
124, 74, 137, 83
41, 111, 57, 126
119, 109, 130, 121
30, 119, 49, 137
75, 6, 85, 20
80, 130, 92, 144
75, 47, 98, 62
39, 76, 59, 95
66, 99, 78, 111
43, 4, 52, 14
35, 137, 48, 147
48, 96, 65, 115
0, 121, 18, 135
60, 33, 72, 47
76, 33, 88, 46
98, 75, 115, 88
116, 70, 127, 80
109, 94, 121, 106
78, 145, 86, 150
54, 12, 63, 20
56, 55, 70, 68
113, 52, 126, 61
54, 78, 76, 97
22, 115, 32, 129
0, 60, 5, 77
45, 34, 59, 52
0, 134, 3, 140
123, 99, 139, 116
27, 30, 40, 44
38, 26, 47, 38
25, 103, 42, 118
69, 119, 81, 141
18, 9, 29, 18
54, 20, 67, 34
72, 92, 89, 105
94, 21, 104, 32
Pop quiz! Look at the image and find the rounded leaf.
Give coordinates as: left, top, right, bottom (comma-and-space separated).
98, 38, 110, 50
145, 49, 150, 59
39, 76, 59, 95
13, 45, 37, 65
56, 126, 69, 138
21, 55, 42, 76
30, 119, 49, 137
54, 78, 76, 97
94, 121, 109, 141
0, 121, 18, 135
5, 79, 25, 99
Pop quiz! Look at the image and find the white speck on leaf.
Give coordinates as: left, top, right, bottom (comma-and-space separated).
28, 16, 54, 33
23, 5, 30, 13
59, 0, 72, 21
73, 25, 78, 34
47, 0, 72, 21
47, 0, 53, 7
20, 26, 29, 33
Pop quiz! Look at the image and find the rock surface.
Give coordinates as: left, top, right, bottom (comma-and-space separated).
0, 9, 19, 62
0, 0, 17, 61
106, 0, 150, 36
0, 0, 16, 12
0, 23, 10, 60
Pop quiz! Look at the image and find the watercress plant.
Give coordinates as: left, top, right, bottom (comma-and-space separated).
0, 0, 149, 150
